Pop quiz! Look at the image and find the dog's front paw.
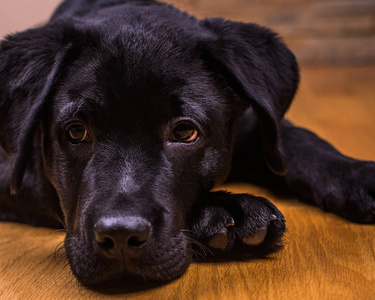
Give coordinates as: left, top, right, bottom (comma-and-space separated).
321, 161, 375, 223
190, 191, 286, 259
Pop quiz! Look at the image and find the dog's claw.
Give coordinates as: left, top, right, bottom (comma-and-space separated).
267, 214, 277, 222
226, 217, 235, 227
207, 229, 228, 249
242, 226, 267, 246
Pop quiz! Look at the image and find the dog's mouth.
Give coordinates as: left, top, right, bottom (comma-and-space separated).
64, 230, 192, 286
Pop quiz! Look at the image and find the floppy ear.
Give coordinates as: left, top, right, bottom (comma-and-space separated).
0, 24, 72, 195
199, 18, 299, 175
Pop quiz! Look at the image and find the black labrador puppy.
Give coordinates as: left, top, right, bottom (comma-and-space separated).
0, 0, 374, 286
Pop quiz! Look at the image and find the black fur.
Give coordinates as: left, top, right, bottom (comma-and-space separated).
0, 0, 374, 287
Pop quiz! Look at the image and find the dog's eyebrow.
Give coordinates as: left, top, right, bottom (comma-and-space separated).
57, 98, 86, 119
73, 101, 86, 117
182, 102, 208, 123
175, 95, 211, 125
55, 97, 104, 126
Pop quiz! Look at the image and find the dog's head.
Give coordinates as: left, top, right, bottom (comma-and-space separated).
0, 8, 298, 285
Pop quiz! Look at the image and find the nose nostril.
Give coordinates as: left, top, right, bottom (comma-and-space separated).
98, 237, 115, 250
94, 216, 151, 257
127, 235, 147, 248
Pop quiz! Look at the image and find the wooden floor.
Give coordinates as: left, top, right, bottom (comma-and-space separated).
0, 66, 374, 299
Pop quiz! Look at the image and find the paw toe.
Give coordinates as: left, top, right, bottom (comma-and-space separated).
242, 226, 267, 246
207, 229, 228, 249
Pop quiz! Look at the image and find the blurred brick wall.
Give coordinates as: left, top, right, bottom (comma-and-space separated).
168, 0, 375, 65
1, 0, 375, 65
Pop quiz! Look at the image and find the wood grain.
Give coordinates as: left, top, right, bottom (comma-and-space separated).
1, 65, 374, 299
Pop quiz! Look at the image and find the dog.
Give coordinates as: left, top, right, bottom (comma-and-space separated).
0, 0, 374, 287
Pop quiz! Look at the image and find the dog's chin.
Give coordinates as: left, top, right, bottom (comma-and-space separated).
80, 256, 191, 289
64, 232, 192, 287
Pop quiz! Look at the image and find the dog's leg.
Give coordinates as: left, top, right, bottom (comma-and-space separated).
190, 191, 286, 259
279, 120, 375, 223
230, 120, 375, 223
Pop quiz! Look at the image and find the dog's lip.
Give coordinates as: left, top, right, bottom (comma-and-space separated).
129, 248, 192, 279
123, 234, 193, 281
67, 229, 192, 286
80, 250, 192, 287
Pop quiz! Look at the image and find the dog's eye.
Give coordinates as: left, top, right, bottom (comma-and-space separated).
170, 123, 198, 143
66, 123, 89, 144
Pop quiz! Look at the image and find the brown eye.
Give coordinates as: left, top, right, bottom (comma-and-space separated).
66, 123, 89, 144
170, 123, 199, 143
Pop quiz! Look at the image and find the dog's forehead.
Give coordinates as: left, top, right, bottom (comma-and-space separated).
55, 34, 225, 126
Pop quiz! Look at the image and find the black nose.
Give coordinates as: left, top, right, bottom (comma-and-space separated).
94, 216, 151, 258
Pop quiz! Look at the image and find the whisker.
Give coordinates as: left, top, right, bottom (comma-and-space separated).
190, 247, 206, 261
54, 214, 73, 235
180, 229, 213, 259
53, 241, 66, 262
